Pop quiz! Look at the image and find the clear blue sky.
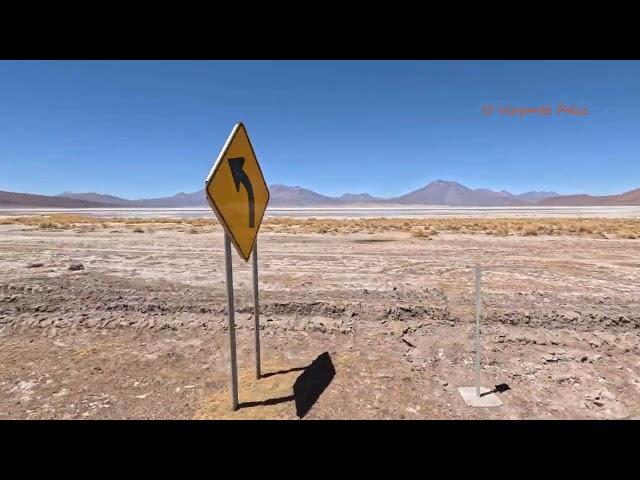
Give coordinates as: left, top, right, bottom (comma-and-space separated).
1, 60, 639, 199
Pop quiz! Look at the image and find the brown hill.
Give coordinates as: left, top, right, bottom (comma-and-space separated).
613, 188, 640, 205
539, 189, 640, 206
0, 191, 120, 208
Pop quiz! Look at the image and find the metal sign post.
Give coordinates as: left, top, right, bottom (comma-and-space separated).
475, 263, 481, 397
224, 232, 239, 411
205, 122, 270, 411
457, 262, 502, 407
252, 241, 261, 379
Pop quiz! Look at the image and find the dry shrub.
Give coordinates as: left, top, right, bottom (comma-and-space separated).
133, 226, 144, 233
4, 214, 640, 239
38, 221, 60, 229
618, 229, 637, 239
578, 221, 596, 234
410, 227, 426, 237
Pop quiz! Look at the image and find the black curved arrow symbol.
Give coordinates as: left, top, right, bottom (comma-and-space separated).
228, 157, 255, 228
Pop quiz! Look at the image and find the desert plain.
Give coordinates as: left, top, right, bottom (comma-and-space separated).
0, 212, 639, 419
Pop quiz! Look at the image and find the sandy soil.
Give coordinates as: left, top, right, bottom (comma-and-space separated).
1, 223, 639, 419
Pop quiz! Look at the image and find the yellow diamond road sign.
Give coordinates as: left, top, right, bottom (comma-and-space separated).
205, 122, 270, 261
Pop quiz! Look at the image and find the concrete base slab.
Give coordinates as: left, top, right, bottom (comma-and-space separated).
457, 387, 503, 407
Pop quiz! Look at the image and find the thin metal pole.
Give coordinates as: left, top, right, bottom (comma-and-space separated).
475, 263, 481, 397
224, 232, 239, 411
252, 241, 261, 379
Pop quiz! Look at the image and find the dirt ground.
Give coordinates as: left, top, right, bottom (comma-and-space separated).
1, 221, 639, 419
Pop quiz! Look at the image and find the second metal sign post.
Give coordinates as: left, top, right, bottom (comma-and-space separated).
206, 122, 270, 411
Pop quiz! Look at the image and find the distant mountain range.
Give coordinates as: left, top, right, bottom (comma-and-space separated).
0, 190, 122, 208
538, 188, 640, 206
58, 190, 206, 207
1, 180, 639, 208
55, 181, 559, 207
390, 181, 545, 206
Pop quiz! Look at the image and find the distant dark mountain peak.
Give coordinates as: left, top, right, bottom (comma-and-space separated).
339, 192, 380, 201
427, 178, 462, 186
517, 191, 560, 202
430, 179, 467, 188
268, 184, 335, 206
57, 192, 131, 206
474, 189, 515, 199
271, 184, 308, 192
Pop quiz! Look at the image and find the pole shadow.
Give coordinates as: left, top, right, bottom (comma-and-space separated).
240, 395, 295, 408
238, 352, 336, 418
260, 366, 307, 379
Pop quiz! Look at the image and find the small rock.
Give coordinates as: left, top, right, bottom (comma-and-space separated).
389, 320, 408, 337
552, 374, 575, 384
579, 355, 588, 363
522, 362, 542, 373
27, 262, 44, 268
68, 263, 84, 271
600, 390, 616, 401
402, 335, 418, 348
53, 388, 69, 397
585, 390, 601, 401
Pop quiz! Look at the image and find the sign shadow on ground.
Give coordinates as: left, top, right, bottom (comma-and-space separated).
239, 352, 336, 418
